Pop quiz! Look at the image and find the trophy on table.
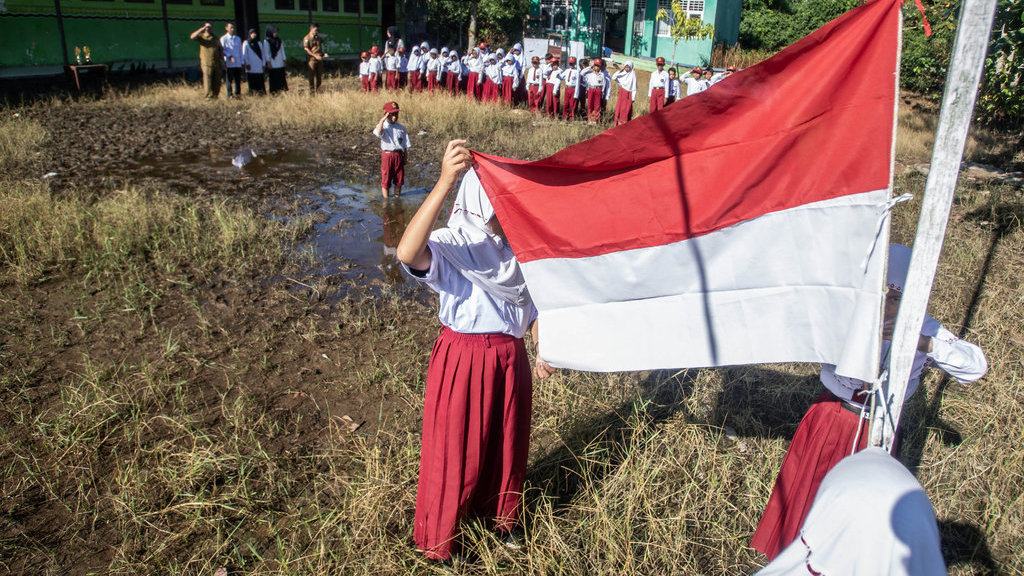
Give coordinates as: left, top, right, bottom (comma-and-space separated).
74, 46, 81, 65
83, 46, 91, 63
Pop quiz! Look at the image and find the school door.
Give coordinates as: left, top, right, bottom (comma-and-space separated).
236, 0, 260, 37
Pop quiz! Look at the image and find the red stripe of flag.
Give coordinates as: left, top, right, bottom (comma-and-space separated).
472, 0, 900, 264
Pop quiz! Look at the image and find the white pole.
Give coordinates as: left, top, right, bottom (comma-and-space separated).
870, 0, 999, 450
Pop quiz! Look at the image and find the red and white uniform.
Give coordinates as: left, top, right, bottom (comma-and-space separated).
373, 119, 411, 189
384, 52, 400, 90
404, 169, 537, 561
525, 64, 544, 113
560, 65, 580, 120
582, 68, 605, 123
751, 245, 988, 561
648, 68, 669, 112
612, 65, 636, 126
500, 57, 520, 105
543, 67, 562, 117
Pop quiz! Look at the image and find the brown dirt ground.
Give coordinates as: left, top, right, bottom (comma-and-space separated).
2, 95, 447, 575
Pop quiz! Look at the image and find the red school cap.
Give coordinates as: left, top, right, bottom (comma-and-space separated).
360, 51, 368, 58
568, 56, 576, 64
591, 58, 603, 67
383, 101, 399, 113
656, 57, 665, 65
370, 45, 379, 54
531, 56, 540, 63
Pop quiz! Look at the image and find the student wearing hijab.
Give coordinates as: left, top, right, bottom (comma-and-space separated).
467, 47, 485, 100
611, 61, 636, 126
483, 54, 503, 104
397, 140, 551, 562
500, 55, 519, 106
755, 448, 947, 576
445, 50, 462, 95
241, 28, 266, 95
407, 45, 422, 92
751, 244, 988, 561
263, 25, 287, 93
426, 48, 442, 93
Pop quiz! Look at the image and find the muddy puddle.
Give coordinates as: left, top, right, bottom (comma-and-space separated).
130, 147, 443, 294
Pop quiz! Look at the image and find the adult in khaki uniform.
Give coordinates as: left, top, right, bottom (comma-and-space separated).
303, 23, 327, 93
190, 22, 223, 99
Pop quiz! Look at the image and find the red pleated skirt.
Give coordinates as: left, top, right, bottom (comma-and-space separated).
750, 391, 871, 559
614, 89, 633, 125
414, 327, 533, 560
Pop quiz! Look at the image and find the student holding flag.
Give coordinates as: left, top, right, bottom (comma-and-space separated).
751, 244, 988, 560
397, 140, 553, 561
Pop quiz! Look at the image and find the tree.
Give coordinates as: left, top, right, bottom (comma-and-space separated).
656, 1, 716, 65
427, 0, 528, 50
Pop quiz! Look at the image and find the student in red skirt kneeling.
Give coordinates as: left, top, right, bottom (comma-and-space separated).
396, 140, 555, 562
750, 244, 988, 561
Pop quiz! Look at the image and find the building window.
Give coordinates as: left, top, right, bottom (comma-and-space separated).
200, 0, 225, 5
275, 0, 294, 9
363, 0, 376, 14
299, 0, 316, 10
323, 0, 338, 11
657, 0, 704, 36
344, 0, 359, 12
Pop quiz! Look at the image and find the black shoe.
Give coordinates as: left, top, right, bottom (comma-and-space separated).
502, 526, 526, 550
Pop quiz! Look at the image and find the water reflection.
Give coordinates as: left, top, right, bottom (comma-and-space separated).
379, 199, 408, 284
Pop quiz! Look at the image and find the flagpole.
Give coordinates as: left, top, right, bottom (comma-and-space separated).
870, 0, 999, 451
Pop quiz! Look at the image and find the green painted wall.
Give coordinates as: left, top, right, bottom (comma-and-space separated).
0, 0, 381, 71
624, 0, 739, 66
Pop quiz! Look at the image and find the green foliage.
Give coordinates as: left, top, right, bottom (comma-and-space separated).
740, 0, 1024, 127
656, 2, 716, 42
426, 0, 529, 49
738, 0, 858, 50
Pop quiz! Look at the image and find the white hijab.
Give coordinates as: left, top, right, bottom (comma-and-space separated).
429, 169, 531, 307
756, 448, 947, 576
614, 61, 637, 94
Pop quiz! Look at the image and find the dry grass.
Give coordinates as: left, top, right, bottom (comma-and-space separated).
896, 103, 1019, 166
1, 81, 1022, 576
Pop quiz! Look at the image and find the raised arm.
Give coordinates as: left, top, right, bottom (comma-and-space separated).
396, 140, 473, 271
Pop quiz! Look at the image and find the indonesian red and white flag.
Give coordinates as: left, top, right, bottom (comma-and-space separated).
471, 0, 902, 382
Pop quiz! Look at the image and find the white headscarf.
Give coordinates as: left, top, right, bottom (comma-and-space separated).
756, 448, 946, 576
428, 169, 531, 307
614, 61, 637, 95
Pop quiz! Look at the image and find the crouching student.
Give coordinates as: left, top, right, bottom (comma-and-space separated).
750, 244, 987, 561
373, 101, 410, 199
396, 139, 555, 561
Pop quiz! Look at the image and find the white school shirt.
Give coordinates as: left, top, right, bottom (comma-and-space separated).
404, 242, 538, 338
560, 67, 579, 90
501, 61, 520, 89
602, 70, 612, 99
263, 40, 286, 69
221, 33, 243, 68
446, 58, 462, 79
407, 51, 421, 72
468, 55, 485, 75
612, 69, 636, 100
241, 41, 265, 74
820, 314, 987, 404
682, 75, 704, 96
384, 53, 399, 72
648, 69, 669, 96
426, 56, 442, 77
545, 68, 562, 92
368, 56, 383, 75
359, 60, 370, 77
372, 120, 411, 152
525, 66, 543, 87
484, 63, 502, 85
583, 69, 605, 90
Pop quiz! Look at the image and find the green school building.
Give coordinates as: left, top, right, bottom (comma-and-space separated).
528, 0, 741, 66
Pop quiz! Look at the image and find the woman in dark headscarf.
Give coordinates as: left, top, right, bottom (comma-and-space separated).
242, 28, 266, 95
384, 25, 403, 53
264, 25, 288, 93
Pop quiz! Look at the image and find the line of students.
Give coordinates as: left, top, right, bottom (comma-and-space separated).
356, 41, 738, 124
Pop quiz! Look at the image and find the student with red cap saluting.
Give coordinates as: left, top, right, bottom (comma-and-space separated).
373, 101, 411, 199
